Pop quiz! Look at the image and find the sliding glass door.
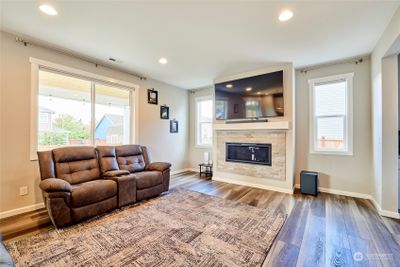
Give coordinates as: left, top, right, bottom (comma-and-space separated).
38, 69, 134, 151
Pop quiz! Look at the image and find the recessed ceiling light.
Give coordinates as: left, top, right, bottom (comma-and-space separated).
159, 57, 168, 64
279, 10, 293, 22
226, 84, 233, 88
245, 87, 252, 92
39, 4, 58, 16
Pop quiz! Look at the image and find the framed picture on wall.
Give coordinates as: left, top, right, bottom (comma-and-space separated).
160, 105, 169, 119
147, 89, 158, 105
170, 119, 178, 133
233, 103, 239, 113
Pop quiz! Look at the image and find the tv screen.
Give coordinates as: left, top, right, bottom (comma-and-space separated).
215, 70, 284, 120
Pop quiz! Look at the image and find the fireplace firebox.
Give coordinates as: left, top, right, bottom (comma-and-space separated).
225, 143, 272, 166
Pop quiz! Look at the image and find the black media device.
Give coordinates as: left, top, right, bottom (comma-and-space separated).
300, 171, 318, 196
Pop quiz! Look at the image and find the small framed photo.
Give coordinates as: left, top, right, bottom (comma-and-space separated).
170, 119, 178, 133
147, 89, 158, 105
233, 103, 239, 113
160, 105, 169, 119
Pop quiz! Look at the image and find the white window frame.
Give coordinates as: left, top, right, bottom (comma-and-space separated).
30, 57, 140, 160
308, 73, 354, 155
195, 96, 213, 148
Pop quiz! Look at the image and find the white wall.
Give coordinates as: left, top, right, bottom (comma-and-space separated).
371, 7, 400, 213
188, 87, 213, 169
295, 57, 372, 194
0, 31, 190, 214
381, 55, 399, 213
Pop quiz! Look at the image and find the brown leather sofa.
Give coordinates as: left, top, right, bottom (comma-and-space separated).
114, 145, 171, 201
37, 145, 171, 228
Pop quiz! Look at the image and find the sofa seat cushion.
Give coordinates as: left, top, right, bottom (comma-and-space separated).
71, 180, 117, 208
134, 171, 162, 189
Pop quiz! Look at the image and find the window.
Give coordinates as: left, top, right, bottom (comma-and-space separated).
215, 100, 227, 120
39, 113, 49, 124
31, 58, 137, 156
38, 71, 92, 150
196, 97, 213, 147
95, 83, 131, 146
245, 100, 261, 118
309, 73, 353, 155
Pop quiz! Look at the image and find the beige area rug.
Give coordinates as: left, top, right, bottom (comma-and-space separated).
5, 189, 286, 267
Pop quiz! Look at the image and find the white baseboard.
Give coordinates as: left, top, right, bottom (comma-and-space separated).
294, 184, 371, 199
213, 176, 294, 194
369, 197, 400, 219
171, 168, 198, 175
0, 202, 45, 220
295, 184, 400, 219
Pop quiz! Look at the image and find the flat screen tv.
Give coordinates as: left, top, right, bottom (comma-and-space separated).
215, 70, 284, 121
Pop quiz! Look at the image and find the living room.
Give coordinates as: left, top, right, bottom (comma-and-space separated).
0, 1, 400, 266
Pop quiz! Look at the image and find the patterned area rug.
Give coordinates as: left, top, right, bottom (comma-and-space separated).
5, 189, 286, 267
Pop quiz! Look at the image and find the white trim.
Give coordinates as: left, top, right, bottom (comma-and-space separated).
171, 168, 198, 175
308, 73, 354, 156
195, 96, 213, 147
0, 203, 45, 220
132, 85, 140, 144
29, 57, 138, 89
30, 63, 39, 160
214, 121, 290, 131
213, 176, 294, 194
294, 184, 370, 199
295, 184, 400, 219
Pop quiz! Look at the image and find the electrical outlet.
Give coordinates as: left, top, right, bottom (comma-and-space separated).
19, 186, 28, 196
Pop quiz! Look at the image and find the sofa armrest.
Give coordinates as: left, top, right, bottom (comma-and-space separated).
102, 170, 130, 177
146, 162, 171, 172
39, 178, 72, 193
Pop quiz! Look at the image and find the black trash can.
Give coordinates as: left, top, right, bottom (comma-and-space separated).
300, 171, 318, 196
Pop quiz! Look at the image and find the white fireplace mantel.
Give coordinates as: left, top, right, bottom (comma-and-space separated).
213, 121, 290, 131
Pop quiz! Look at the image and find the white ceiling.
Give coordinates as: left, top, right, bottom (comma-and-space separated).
1, 1, 399, 89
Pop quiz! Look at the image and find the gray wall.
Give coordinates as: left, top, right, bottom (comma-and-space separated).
0, 31, 190, 213
295, 57, 372, 194
189, 59, 373, 196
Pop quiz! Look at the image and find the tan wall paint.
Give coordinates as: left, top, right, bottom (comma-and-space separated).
295, 57, 372, 194
0, 31, 189, 213
381, 55, 399, 212
371, 7, 400, 212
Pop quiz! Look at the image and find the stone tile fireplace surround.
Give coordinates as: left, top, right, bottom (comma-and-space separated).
212, 64, 295, 193
216, 130, 286, 180
212, 120, 294, 194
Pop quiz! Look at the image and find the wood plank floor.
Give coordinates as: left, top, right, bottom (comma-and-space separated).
1, 171, 399, 266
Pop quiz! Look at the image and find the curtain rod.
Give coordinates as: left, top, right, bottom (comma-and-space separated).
298, 56, 367, 74
15, 36, 147, 81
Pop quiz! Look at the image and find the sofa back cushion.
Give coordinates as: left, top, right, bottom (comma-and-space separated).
115, 145, 146, 172
53, 146, 101, 184
96, 146, 119, 174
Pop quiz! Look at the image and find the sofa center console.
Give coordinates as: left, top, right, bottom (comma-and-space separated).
37, 145, 171, 228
